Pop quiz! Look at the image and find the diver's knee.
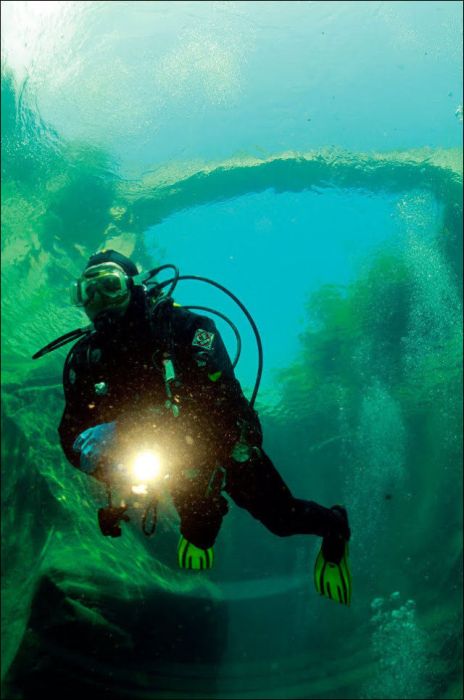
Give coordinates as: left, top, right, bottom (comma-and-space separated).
260, 517, 294, 537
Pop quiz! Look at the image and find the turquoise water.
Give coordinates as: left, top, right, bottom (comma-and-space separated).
144, 188, 442, 397
1, 2, 463, 698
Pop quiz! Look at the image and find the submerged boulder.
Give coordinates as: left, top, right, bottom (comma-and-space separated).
4, 567, 228, 699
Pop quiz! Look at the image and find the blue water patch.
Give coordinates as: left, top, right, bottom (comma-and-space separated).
145, 187, 407, 394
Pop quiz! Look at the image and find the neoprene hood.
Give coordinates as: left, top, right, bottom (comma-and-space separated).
85, 249, 139, 277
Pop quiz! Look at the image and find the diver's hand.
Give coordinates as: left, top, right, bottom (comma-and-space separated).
73, 422, 118, 476
230, 440, 258, 463
229, 417, 263, 463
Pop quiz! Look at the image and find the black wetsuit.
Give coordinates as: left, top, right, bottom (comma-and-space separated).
58, 287, 339, 548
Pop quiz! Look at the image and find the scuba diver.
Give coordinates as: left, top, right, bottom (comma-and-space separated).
33, 249, 352, 605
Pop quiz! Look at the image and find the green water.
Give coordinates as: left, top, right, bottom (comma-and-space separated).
1, 16, 463, 700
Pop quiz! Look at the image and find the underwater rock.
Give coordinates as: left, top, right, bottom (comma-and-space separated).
4, 568, 228, 699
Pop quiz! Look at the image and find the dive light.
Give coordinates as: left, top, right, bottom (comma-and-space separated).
130, 450, 165, 494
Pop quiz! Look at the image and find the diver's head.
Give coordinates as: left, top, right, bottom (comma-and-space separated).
71, 249, 139, 322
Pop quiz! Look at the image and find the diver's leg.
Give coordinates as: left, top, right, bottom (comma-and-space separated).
170, 467, 229, 549
224, 449, 348, 539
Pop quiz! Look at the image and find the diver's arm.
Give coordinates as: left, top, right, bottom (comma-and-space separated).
58, 345, 97, 471
59, 402, 117, 483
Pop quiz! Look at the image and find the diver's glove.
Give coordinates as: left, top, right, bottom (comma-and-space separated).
177, 535, 214, 570
73, 422, 119, 476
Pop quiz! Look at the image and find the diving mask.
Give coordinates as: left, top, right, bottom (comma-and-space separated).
71, 263, 131, 307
